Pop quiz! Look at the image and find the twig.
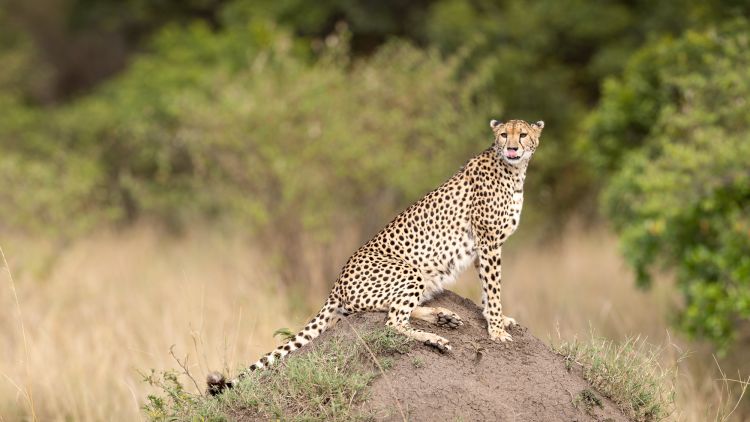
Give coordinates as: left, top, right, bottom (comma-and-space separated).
340, 318, 407, 422
169, 345, 204, 396
1, 246, 37, 421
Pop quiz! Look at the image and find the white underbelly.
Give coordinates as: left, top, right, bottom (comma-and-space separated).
421, 233, 476, 302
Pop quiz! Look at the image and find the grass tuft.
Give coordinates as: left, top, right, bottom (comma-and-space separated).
555, 335, 677, 421
143, 327, 410, 421
361, 327, 412, 355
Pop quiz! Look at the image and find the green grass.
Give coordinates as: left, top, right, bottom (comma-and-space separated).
143, 327, 411, 421
361, 327, 412, 355
555, 335, 677, 421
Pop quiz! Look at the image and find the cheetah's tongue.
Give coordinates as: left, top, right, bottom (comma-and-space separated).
504, 150, 518, 158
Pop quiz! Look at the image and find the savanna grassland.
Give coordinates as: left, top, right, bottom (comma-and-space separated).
1, 224, 747, 421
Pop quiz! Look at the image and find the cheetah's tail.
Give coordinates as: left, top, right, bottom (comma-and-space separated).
207, 294, 342, 395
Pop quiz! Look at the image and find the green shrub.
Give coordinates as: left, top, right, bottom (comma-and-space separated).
595, 20, 750, 350
582, 19, 750, 176
0, 19, 491, 239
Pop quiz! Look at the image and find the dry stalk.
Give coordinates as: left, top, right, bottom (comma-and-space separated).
1, 246, 37, 421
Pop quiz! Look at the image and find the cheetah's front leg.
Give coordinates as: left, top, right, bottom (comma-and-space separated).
476, 243, 517, 342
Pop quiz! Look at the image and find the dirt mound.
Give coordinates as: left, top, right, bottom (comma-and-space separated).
309, 290, 629, 422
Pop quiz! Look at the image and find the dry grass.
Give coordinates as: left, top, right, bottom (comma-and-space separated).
1, 223, 747, 421
0, 225, 304, 421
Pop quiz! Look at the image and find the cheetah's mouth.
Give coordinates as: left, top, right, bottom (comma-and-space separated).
503, 150, 522, 161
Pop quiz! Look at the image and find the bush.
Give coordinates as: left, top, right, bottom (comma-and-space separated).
0, 19, 492, 245
582, 19, 750, 176
594, 20, 750, 350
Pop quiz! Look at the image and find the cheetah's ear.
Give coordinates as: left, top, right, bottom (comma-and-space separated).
533, 120, 545, 130
490, 119, 502, 129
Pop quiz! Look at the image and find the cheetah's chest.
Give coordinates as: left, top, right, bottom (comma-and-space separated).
506, 190, 524, 236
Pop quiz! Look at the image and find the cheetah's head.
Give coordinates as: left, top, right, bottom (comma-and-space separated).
489, 119, 544, 166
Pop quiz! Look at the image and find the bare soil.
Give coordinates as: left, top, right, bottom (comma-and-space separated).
311, 290, 629, 422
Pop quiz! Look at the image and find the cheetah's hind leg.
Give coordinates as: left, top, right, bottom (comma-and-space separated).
386, 297, 452, 353
411, 306, 463, 329
346, 255, 453, 353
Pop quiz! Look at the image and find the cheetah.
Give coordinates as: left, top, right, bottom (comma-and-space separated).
207, 119, 544, 394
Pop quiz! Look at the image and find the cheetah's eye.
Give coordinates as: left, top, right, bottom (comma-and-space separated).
520, 133, 527, 138
500, 133, 507, 138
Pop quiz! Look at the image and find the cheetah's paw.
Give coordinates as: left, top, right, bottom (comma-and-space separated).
500, 315, 517, 329
436, 311, 464, 329
423, 336, 452, 353
488, 327, 513, 342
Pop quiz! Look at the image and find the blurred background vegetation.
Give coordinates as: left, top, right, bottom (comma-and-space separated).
1, 0, 749, 419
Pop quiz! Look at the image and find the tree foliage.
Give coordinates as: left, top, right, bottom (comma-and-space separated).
0, 20, 491, 239
594, 21, 750, 349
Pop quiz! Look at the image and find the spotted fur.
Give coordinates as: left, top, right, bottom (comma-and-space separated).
208, 119, 544, 394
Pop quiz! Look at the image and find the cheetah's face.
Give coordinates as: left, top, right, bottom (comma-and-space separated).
489, 119, 544, 166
